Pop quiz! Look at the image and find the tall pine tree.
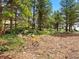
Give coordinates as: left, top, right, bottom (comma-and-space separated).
60, 0, 77, 32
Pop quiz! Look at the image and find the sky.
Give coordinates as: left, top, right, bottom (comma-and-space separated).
51, 0, 61, 11
51, 0, 78, 10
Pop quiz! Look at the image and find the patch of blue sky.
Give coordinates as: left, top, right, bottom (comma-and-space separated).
50, 0, 61, 11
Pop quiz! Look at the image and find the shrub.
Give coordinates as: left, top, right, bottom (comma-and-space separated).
0, 34, 24, 51
0, 46, 9, 52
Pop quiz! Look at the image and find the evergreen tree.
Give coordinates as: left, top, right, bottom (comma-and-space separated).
53, 11, 64, 31
60, 0, 77, 32
37, 0, 52, 30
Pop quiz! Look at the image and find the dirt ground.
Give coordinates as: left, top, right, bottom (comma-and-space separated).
0, 34, 79, 59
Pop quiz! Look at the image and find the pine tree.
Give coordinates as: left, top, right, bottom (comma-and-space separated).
60, 0, 77, 32
53, 11, 63, 31
37, 0, 52, 30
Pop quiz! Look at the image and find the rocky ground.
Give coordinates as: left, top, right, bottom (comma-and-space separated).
0, 34, 79, 59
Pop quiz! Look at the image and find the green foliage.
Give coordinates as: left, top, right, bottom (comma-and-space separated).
53, 11, 64, 24
0, 0, 79, 37
16, 0, 32, 17
34, 0, 52, 30
21, 28, 57, 35
3, 11, 15, 17
60, 0, 77, 31
0, 34, 24, 51
38, 29, 56, 35
0, 46, 9, 52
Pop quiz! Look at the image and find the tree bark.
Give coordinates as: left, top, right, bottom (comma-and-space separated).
38, 11, 42, 31
32, 0, 36, 29
10, 17, 13, 31
65, 22, 68, 32
69, 24, 72, 32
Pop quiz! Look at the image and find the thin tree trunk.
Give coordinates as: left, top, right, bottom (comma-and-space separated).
15, 19, 17, 30
38, 12, 42, 31
32, 0, 36, 29
0, 19, 2, 35
65, 22, 68, 32
69, 24, 72, 32
65, 13, 68, 32
10, 17, 13, 31
0, 1, 3, 35
56, 23, 59, 31
15, 9, 17, 30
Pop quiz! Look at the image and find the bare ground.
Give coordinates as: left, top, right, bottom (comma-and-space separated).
0, 34, 79, 59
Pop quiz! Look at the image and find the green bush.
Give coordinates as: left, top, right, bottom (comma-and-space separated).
0, 34, 24, 51
37, 28, 57, 35
0, 46, 9, 52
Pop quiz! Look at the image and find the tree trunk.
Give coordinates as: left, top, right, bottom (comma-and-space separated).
65, 14, 68, 32
0, 0, 3, 35
32, 0, 36, 29
15, 8, 17, 30
38, 11, 42, 31
14, 18, 17, 34
69, 24, 72, 32
57, 23, 59, 31
3, 20, 6, 34
65, 22, 68, 32
10, 18, 13, 31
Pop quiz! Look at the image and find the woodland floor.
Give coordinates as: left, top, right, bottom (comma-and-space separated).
0, 34, 79, 59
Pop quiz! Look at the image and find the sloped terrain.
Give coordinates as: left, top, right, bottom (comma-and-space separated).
0, 35, 79, 59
